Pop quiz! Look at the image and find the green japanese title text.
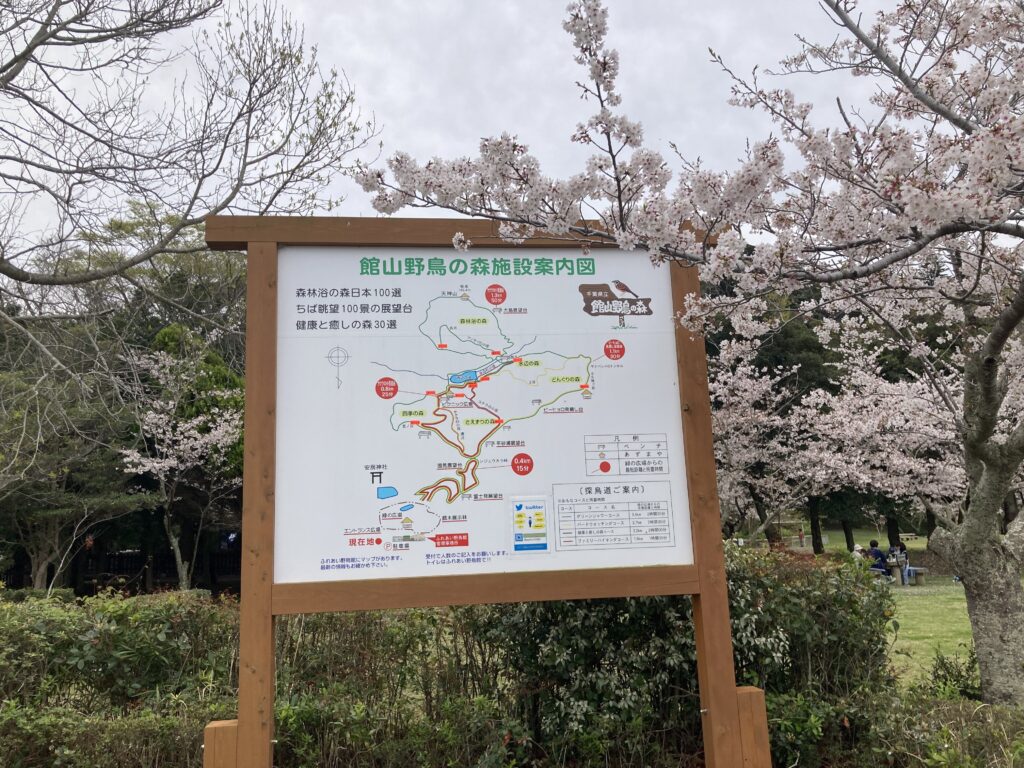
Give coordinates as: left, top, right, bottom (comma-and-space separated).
359, 256, 596, 277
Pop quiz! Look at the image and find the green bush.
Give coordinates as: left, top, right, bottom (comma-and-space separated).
0, 593, 85, 708
874, 698, 1024, 768
0, 587, 75, 603
921, 644, 982, 701
273, 687, 519, 768
727, 546, 893, 696
765, 692, 833, 766
0, 590, 237, 709
0, 700, 206, 768
453, 546, 894, 766
1, 548, 982, 768
271, 609, 514, 767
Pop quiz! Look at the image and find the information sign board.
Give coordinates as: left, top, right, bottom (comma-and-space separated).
200, 217, 770, 768
275, 246, 692, 584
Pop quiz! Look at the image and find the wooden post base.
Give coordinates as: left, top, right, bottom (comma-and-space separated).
736, 687, 772, 767
204, 690, 771, 768
203, 720, 238, 768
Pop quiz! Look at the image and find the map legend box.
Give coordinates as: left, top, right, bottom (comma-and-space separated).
585, 433, 669, 476
552, 482, 675, 550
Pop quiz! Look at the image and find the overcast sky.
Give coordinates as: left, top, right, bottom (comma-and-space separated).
288, 1, 884, 216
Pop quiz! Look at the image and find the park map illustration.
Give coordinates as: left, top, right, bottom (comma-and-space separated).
273, 247, 691, 583
370, 292, 595, 541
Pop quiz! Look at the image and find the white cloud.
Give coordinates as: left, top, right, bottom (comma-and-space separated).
291, 0, 886, 215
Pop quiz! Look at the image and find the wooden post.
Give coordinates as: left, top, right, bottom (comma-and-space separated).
673, 265, 769, 768
737, 687, 772, 768
203, 720, 238, 768
235, 242, 278, 768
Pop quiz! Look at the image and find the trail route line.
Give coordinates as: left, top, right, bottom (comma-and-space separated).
376, 295, 592, 506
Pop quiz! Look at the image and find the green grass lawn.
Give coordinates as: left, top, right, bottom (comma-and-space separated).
890, 581, 972, 680
820, 526, 929, 553
816, 529, 970, 680
774, 525, 929, 553
773, 527, 981, 683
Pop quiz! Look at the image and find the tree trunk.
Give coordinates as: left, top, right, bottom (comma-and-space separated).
886, 515, 901, 548
162, 510, 191, 591
747, 484, 781, 545
30, 557, 53, 590
930, 462, 1024, 706
924, 504, 938, 538
807, 498, 825, 555
722, 504, 741, 539
1002, 491, 1020, 535
11, 548, 29, 589
960, 553, 1024, 705
841, 519, 856, 552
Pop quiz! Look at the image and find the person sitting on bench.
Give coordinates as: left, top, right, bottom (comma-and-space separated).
867, 540, 888, 576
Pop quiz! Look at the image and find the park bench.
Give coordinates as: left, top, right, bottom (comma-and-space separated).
911, 567, 929, 586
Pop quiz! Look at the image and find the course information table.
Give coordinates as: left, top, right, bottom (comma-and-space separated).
585, 433, 669, 476
554, 481, 675, 550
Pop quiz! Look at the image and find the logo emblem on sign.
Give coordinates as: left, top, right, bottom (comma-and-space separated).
578, 283, 653, 317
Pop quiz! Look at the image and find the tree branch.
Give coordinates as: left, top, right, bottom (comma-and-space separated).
820, 0, 977, 134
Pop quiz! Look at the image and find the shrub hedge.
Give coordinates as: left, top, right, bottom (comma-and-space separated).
0, 548, 1018, 767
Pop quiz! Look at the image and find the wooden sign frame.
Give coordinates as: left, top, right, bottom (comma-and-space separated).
202, 216, 771, 768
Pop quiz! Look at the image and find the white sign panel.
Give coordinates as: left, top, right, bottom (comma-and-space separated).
274, 246, 693, 583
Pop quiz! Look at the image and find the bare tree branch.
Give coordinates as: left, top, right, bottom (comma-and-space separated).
820, 0, 978, 134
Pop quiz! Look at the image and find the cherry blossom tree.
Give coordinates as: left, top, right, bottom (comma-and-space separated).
712, 335, 961, 551
789, 357, 964, 509
786, 345, 966, 551
120, 337, 241, 590
357, 0, 1024, 704
709, 339, 803, 542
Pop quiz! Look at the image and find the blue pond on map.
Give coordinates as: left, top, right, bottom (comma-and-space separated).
376, 486, 399, 500
448, 370, 480, 385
